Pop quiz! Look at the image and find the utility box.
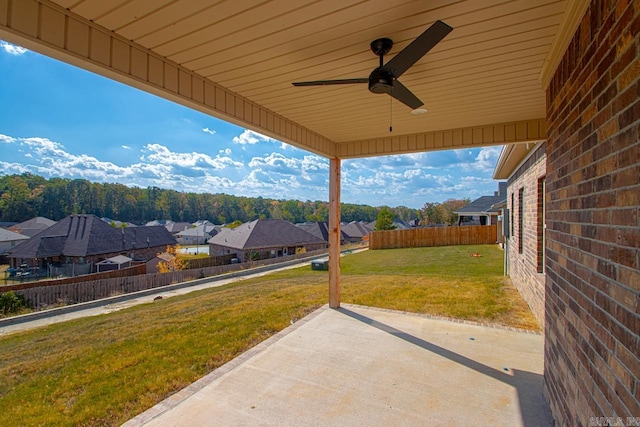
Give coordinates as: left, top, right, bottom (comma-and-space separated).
311, 259, 329, 270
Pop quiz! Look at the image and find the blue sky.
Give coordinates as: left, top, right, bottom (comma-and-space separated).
0, 40, 502, 210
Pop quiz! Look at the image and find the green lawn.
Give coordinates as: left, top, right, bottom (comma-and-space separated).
0, 245, 538, 426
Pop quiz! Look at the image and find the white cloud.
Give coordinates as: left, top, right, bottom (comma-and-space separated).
143, 143, 243, 170
0, 130, 502, 209
232, 129, 275, 145
0, 134, 17, 143
472, 146, 502, 172
0, 41, 28, 55
202, 127, 216, 135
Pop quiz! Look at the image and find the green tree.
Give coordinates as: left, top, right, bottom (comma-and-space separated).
374, 208, 397, 231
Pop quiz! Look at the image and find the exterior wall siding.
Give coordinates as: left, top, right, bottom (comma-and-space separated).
544, 0, 640, 425
507, 144, 547, 326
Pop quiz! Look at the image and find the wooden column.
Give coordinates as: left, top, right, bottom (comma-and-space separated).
328, 157, 341, 309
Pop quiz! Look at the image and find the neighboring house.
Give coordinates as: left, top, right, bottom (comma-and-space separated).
296, 222, 348, 245
144, 220, 190, 234
146, 252, 172, 274
0, 228, 30, 255
340, 221, 373, 243
8, 214, 176, 273
9, 216, 56, 237
176, 223, 219, 245
454, 182, 507, 226
208, 219, 326, 262
165, 222, 191, 234
493, 141, 546, 326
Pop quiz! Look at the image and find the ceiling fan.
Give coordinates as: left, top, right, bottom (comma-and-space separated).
292, 20, 453, 110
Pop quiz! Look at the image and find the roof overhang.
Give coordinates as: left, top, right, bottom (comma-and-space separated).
492, 140, 545, 180
0, 0, 590, 159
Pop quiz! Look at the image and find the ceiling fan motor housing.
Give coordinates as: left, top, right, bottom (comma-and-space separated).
368, 68, 394, 94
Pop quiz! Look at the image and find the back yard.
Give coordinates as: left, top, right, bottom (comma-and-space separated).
0, 244, 538, 426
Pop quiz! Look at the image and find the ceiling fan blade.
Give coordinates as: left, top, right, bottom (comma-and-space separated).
383, 20, 452, 78
292, 78, 368, 86
389, 80, 423, 109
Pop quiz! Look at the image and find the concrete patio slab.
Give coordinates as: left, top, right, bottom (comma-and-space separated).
125, 304, 552, 426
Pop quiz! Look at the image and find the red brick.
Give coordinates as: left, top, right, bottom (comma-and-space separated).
612, 166, 639, 188
611, 207, 638, 225
544, 0, 640, 423
616, 227, 640, 248
618, 98, 640, 129
618, 56, 640, 92
616, 188, 640, 206
612, 81, 638, 115
618, 267, 640, 291
617, 143, 639, 168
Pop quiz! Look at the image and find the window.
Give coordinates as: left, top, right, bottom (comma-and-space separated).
537, 177, 546, 273
510, 193, 515, 238
518, 188, 524, 254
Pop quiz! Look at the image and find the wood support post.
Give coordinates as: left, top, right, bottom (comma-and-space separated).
328, 157, 341, 309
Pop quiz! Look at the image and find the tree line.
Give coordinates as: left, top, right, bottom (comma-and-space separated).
0, 173, 434, 225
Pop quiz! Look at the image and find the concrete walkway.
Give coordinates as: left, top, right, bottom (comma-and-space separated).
125, 304, 552, 427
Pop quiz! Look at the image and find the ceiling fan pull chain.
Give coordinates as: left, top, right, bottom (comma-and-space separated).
389, 92, 393, 133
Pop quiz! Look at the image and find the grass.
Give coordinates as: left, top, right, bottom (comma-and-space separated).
0, 244, 538, 425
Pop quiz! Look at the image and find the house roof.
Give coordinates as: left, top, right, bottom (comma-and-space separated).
0, 1, 585, 159
177, 224, 219, 237
0, 228, 30, 243
165, 222, 192, 234
455, 195, 506, 215
341, 222, 374, 239
296, 222, 348, 242
9, 214, 176, 259
208, 219, 324, 250
9, 216, 57, 237
493, 142, 544, 179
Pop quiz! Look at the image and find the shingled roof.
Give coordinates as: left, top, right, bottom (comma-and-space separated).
0, 227, 29, 241
9, 216, 56, 237
295, 222, 348, 242
341, 221, 374, 239
455, 195, 506, 215
455, 182, 507, 215
208, 219, 324, 250
9, 214, 175, 259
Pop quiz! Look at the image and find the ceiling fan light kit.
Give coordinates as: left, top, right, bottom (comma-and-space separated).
292, 20, 453, 110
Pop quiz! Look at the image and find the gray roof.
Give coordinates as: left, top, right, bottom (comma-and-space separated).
165, 222, 192, 234
341, 221, 374, 238
177, 224, 219, 237
296, 222, 348, 242
208, 219, 324, 250
455, 195, 507, 215
9, 214, 176, 259
0, 228, 30, 243
9, 216, 56, 237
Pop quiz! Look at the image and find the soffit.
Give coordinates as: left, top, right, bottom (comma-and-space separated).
1, 0, 587, 157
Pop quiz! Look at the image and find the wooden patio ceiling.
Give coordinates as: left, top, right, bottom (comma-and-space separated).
0, 0, 588, 159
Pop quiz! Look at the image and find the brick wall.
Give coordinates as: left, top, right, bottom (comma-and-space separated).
544, 0, 639, 425
507, 143, 547, 326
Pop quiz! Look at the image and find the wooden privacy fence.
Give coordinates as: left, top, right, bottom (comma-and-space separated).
2, 264, 147, 292
10, 248, 328, 309
369, 225, 498, 249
